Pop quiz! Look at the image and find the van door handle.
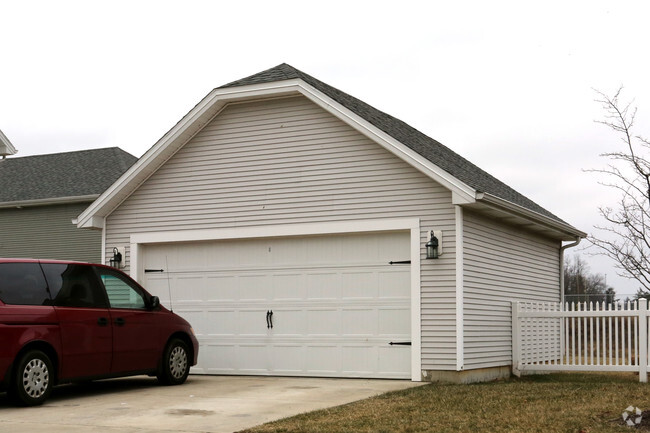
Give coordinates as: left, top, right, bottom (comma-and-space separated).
114, 317, 126, 326
97, 317, 109, 326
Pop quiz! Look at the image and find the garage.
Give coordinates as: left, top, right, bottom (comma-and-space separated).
141, 231, 412, 379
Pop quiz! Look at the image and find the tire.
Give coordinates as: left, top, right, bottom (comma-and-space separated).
9, 350, 54, 406
157, 339, 190, 385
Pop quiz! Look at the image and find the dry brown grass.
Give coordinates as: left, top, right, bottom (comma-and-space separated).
238, 373, 650, 433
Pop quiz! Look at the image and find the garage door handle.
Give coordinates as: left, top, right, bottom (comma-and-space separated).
266, 310, 273, 329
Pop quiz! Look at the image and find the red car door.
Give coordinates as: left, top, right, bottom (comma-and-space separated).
93, 267, 162, 374
42, 263, 113, 380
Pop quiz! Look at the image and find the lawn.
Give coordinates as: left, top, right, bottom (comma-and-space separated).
238, 373, 650, 433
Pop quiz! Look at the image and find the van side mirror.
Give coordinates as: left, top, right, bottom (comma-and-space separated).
149, 296, 160, 310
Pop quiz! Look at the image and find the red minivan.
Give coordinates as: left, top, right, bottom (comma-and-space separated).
0, 259, 199, 406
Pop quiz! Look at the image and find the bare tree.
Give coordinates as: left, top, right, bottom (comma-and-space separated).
564, 254, 615, 303
588, 87, 650, 295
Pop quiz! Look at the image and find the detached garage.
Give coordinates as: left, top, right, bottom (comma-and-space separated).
76, 64, 585, 383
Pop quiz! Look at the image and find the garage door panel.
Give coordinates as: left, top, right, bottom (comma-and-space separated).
305, 345, 339, 374
238, 345, 270, 372
306, 272, 339, 299
272, 274, 305, 299
378, 308, 411, 335
378, 345, 411, 375
238, 275, 270, 300
341, 271, 377, 299
342, 345, 378, 375
237, 310, 270, 335
341, 308, 375, 335
378, 271, 411, 298
143, 231, 411, 379
272, 345, 304, 373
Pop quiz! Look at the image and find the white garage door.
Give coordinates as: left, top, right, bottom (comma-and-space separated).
142, 231, 411, 379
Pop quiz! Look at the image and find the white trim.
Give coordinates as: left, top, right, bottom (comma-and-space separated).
455, 205, 464, 371
101, 216, 106, 266
410, 224, 422, 381
0, 194, 98, 209
130, 217, 422, 381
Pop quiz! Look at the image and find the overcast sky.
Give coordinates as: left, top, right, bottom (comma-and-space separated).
2, 0, 649, 297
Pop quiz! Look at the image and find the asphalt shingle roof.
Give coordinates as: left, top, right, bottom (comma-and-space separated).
221, 63, 564, 223
0, 147, 138, 203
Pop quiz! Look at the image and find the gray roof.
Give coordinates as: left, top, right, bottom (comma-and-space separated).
221, 63, 564, 223
0, 147, 138, 203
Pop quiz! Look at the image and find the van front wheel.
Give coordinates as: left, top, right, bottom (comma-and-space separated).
158, 339, 189, 385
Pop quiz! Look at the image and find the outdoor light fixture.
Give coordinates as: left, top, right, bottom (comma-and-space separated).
110, 247, 123, 268
426, 230, 441, 259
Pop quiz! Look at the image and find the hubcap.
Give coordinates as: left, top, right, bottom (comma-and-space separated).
169, 346, 188, 379
23, 359, 49, 399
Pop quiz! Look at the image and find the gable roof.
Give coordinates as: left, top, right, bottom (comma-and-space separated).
76, 64, 584, 240
0, 147, 138, 207
0, 129, 17, 157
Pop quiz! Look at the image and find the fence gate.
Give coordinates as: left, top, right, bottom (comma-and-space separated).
512, 299, 649, 382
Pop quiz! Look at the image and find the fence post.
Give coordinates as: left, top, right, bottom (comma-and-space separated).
512, 301, 521, 377
640, 298, 648, 383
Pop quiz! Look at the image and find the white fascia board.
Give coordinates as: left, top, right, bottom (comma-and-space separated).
477, 192, 587, 239
0, 195, 98, 210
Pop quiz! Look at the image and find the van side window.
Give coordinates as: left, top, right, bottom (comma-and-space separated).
94, 267, 147, 309
0, 263, 50, 305
41, 263, 109, 308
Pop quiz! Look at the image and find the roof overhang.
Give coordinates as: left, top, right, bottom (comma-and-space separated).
464, 192, 587, 241
0, 129, 17, 157
75, 79, 584, 242
0, 194, 98, 210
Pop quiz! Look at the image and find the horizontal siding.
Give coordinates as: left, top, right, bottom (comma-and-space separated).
462, 210, 560, 370
105, 95, 458, 370
0, 202, 100, 262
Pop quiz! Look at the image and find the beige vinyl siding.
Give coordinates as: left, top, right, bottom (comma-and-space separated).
0, 202, 100, 262
462, 210, 561, 369
104, 95, 457, 370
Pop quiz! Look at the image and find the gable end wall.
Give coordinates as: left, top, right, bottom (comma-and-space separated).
104, 95, 459, 370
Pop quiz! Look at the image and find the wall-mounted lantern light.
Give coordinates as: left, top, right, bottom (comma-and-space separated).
110, 247, 124, 268
426, 230, 441, 259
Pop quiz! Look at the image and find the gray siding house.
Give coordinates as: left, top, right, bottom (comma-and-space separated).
76, 64, 585, 382
0, 147, 137, 262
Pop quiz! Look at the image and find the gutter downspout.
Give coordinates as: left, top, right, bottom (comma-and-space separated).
560, 238, 582, 305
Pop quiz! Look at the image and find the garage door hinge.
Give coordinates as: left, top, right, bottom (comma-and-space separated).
388, 260, 411, 265
389, 341, 412, 346
144, 269, 164, 273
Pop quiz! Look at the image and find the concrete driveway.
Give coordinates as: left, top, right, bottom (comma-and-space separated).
0, 375, 422, 433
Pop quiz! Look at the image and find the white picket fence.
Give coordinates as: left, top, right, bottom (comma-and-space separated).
512, 299, 650, 382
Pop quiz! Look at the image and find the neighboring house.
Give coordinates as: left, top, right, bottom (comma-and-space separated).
0, 147, 137, 262
76, 64, 586, 383
0, 129, 17, 159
